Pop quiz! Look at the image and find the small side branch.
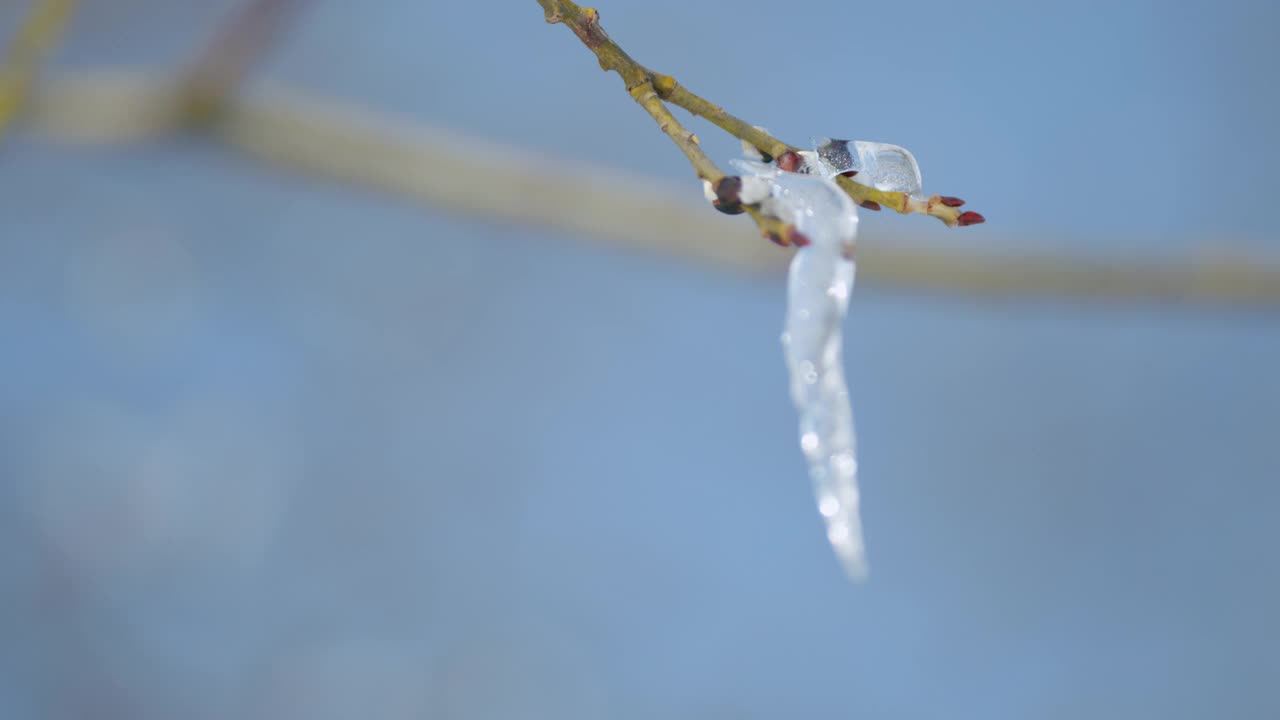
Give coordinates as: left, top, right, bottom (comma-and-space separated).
629, 80, 720, 182
538, 0, 723, 187
653, 76, 796, 162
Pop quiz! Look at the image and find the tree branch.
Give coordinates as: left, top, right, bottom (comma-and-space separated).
653, 74, 797, 162
538, 0, 722, 185
0, 0, 78, 143
537, 0, 984, 232
24, 69, 1280, 306
629, 80, 720, 183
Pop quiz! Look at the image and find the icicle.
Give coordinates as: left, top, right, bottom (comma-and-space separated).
721, 133, 935, 577
732, 158, 867, 579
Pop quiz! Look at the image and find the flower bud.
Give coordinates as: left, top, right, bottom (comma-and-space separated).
776, 151, 803, 173
713, 176, 745, 215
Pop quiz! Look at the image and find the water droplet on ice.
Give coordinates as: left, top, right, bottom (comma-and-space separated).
819, 495, 840, 518
801, 432, 820, 452
827, 521, 851, 544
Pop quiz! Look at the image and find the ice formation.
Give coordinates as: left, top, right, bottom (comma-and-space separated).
731, 157, 865, 578
812, 137, 924, 196
730, 136, 925, 579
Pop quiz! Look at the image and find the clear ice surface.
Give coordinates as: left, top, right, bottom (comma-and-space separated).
732, 157, 867, 579
812, 137, 924, 197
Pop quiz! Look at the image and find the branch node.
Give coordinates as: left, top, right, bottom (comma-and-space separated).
651, 72, 676, 98
539, 0, 564, 22
571, 7, 607, 48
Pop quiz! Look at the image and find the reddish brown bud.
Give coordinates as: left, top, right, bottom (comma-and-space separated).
713, 176, 744, 214
763, 230, 788, 247
939, 196, 966, 207
859, 201, 881, 211
776, 151, 802, 173
957, 211, 985, 226
840, 170, 858, 178
787, 228, 811, 247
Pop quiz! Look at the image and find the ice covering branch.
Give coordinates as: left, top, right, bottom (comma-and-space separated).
536, 0, 984, 233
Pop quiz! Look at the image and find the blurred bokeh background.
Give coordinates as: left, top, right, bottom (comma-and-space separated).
1, 1, 1278, 718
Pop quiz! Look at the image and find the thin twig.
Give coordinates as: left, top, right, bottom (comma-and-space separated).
538, 0, 982, 229
652, 74, 796, 163
0, 0, 78, 143
537, 1, 723, 184
630, 79, 720, 182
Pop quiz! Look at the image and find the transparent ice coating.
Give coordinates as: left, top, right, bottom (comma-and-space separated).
812, 137, 924, 197
732, 158, 868, 579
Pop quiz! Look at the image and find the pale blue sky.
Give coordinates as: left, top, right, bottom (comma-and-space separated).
2, 2, 1278, 718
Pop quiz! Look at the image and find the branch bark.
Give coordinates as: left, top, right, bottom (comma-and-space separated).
537, 0, 723, 185
24, 69, 1280, 306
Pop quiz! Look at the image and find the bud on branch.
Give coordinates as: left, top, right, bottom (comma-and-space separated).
540, 0, 984, 240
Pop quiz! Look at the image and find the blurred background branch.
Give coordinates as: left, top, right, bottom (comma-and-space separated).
3, 0, 1278, 309
177, 0, 306, 125
21, 68, 1280, 306
0, 0, 77, 142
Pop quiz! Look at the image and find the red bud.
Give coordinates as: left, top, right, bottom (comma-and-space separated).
840, 170, 858, 178
776, 151, 802, 173
787, 228, 811, 247
859, 201, 881, 211
939, 196, 965, 207
957, 211, 985, 226
713, 176, 744, 214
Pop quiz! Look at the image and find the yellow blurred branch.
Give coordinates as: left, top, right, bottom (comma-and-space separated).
22, 69, 1280, 308
0, 0, 77, 142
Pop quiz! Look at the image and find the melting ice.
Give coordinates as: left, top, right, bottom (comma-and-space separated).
813, 137, 924, 197
730, 156, 868, 579
726, 136, 926, 578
